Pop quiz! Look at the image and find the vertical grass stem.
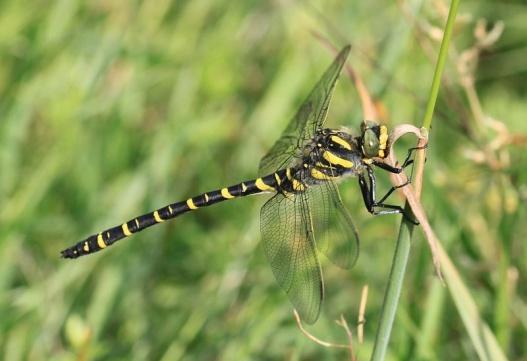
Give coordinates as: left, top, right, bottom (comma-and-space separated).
370, 1, 459, 360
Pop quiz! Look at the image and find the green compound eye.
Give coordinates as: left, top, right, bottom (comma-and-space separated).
361, 120, 382, 158
362, 128, 380, 158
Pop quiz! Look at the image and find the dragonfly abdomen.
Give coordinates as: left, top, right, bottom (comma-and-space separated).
61, 169, 292, 259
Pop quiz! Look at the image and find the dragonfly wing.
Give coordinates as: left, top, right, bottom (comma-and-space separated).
307, 181, 360, 269
260, 192, 323, 324
258, 45, 351, 176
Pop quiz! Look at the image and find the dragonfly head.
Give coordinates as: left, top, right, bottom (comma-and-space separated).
360, 121, 389, 159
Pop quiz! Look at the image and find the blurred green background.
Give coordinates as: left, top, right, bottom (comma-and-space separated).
1, 0, 526, 360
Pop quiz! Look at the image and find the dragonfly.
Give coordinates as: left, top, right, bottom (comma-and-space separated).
61, 45, 416, 324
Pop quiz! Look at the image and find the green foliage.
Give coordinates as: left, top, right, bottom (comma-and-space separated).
0, 0, 526, 360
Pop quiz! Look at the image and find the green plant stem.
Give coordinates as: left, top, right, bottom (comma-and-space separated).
421, 0, 460, 131
370, 1, 459, 360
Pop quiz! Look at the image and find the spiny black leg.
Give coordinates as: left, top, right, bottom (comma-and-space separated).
372, 203, 419, 225
359, 167, 418, 225
367, 168, 418, 224
358, 173, 374, 211
358, 168, 384, 213
401, 144, 428, 168
377, 179, 410, 205
367, 167, 377, 203
373, 144, 428, 174
373, 160, 403, 174
371, 204, 405, 216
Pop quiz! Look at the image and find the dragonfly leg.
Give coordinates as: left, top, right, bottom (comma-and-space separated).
359, 167, 418, 225
373, 144, 428, 173
400, 144, 428, 169
377, 179, 410, 204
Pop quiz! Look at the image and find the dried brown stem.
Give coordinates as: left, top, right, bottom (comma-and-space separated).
384, 125, 443, 280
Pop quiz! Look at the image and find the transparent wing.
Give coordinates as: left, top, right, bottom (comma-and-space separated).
307, 181, 360, 269
260, 192, 323, 324
258, 45, 351, 175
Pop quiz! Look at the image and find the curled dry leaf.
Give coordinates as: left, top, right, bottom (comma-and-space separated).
383, 124, 443, 280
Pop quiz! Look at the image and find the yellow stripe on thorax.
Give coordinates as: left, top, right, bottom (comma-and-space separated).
330, 135, 352, 150
221, 188, 235, 199
255, 178, 274, 191
316, 161, 333, 169
323, 151, 354, 168
186, 198, 198, 210
311, 168, 338, 180
154, 211, 164, 222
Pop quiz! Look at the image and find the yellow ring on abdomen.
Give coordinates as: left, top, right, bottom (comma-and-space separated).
221, 188, 235, 199
154, 211, 164, 222
97, 233, 107, 248
122, 223, 132, 236
255, 178, 274, 191
186, 198, 198, 210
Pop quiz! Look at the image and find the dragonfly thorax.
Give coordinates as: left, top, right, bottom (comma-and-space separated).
295, 128, 365, 185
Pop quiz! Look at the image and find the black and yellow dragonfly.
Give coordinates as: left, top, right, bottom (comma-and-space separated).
62, 45, 414, 324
